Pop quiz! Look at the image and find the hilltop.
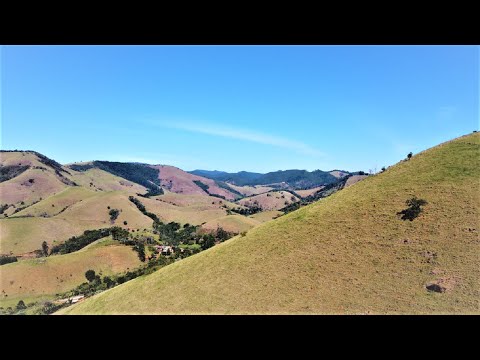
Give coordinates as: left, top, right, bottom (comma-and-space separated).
62, 133, 480, 314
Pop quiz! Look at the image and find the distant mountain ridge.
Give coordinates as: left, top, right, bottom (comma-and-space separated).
190, 169, 349, 189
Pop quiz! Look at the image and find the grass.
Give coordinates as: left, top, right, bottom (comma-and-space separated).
0, 236, 141, 308
237, 191, 300, 210
201, 214, 261, 233
140, 193, 243, 226
63, 133, 479, 314
14, 186, 97, 217
1, 191, 153, 254
225, 184, 273, 197
69, 168, 147, 193
249, 210, 283, 222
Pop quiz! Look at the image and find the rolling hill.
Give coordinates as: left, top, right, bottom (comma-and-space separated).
61, 133, 479, 314
0, 237, 140, 309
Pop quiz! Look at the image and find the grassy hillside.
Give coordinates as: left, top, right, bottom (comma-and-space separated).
14, 187, 97, 218
63, 133, 479, 314
1, 191, 152, 255
0, 151, 74, 208
0, 237, 140, 308
68, 168, 147, 193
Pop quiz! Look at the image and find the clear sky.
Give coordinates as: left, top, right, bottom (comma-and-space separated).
1, 45, 478, 173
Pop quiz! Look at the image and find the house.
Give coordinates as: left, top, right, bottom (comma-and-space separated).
161, 245, 173, 256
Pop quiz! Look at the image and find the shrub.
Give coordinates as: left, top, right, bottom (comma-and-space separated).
0, 255, 18, 266
397, 196, 428, 221
109, 209, 120, 222
16, 300, 27, 311
85, 269, 96, 282
123, 221, 128, 225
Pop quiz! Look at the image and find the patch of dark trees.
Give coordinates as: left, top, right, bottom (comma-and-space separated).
0, 255, 18, 266
68, 163, 95, 172
90, 161, 162, 193
50, 228, 114, 255
230, 206, 262, 216
33, 151, 70, 175
193, 180, 210, 194
109, 208, 120, 222
0, 165, 30, 183
0, 204, 10, 214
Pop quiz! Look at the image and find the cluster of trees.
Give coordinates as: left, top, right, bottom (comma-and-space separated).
193, 180, 210, 194
138, 187, 164, 197
199, 227, 234, 250
0, 165, 29, 183
50, 228, 113, 255
33, 151, 70, 174
229, 206, 262, 216
128, 196, 160, 222
0, 204, 9, 214
0, 254, 18, 265
108, 208, 120, 222
153, 220, 198, 246
62, 256, 177, 300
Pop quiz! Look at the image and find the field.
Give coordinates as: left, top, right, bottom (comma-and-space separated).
225, 183, 273, 197
0, 237, 140, 308
295, 187, 324, 198
1, 191, 152, 255
68, 168, 147, 193
201, 215, 261, 233
237, 191, 300, 210
344, 175, 368, 188
62, 133, 479, 314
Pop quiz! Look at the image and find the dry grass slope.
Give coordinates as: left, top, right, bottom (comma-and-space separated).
61, 133, 480, 314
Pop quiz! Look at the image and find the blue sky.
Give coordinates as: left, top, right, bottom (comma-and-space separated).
1, 45, 478, 173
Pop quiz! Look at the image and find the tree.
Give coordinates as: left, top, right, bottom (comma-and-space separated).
41, 241, 49, 256
397, 196, 428, 221
103, 276, 115, 288
123, 221, 128, 225
16, 300, 27, 311
85, 269, 96, 282
407, 152, 413, 160
381, 167, 386, 172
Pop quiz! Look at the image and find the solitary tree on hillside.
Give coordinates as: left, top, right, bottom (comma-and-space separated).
407, 152, 413, 160
16, 300, 27, 311
85, 269, 96, 282
381, 167, 386, 172
41, 241, 49, 256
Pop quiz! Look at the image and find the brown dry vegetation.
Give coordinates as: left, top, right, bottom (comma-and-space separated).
237, 191, 300, 211
295, 187, 325, 198
344, 175, 368, 188
152, 165, 236, 200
